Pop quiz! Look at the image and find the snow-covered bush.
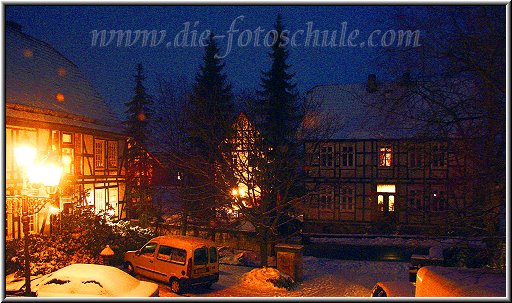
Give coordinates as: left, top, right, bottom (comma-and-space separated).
5, 208, 156, 277
241, 267, 295, 290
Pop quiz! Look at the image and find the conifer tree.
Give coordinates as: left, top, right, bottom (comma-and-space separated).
250, 14, 302, 266
124, 63, 153, 144
123, 63, 154, 219
180, 34, 234, 230
257, 14, 300, 147
186, 33, 234, 154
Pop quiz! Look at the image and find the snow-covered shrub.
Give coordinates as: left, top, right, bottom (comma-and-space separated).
5, 209, 156, 277
241, 267, 295, 290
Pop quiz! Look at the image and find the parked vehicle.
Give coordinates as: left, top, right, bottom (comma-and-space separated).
124, 235, 219, 294
12, 264, 159, 297
371, 266, 505, 297
370, 281, 415, 297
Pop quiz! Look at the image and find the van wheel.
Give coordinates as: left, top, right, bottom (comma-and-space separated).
170, 278, 183, 294
125, 262, 135, 276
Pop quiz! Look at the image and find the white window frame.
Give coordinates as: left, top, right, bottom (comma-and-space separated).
319, 187, 334, 210
95, 140, 105, 169
408, 188, 424, 210
340, 144, 354, 167
320, 144, 334, 168
340, 187, 354, 212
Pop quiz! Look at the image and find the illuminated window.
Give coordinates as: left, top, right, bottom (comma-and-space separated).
340, 187, 354, 211
377, 184, 395, 213
107, 141, 118, 168
388, 195, 395, 212
62, 148, 74, 174
95, 140, 105, 168
408, 189, 423, 210
432, 144, 446, 168
377, 184, 396, 193
378, 195, 384, 212
320, 188, 334, 210
430, 189, 446, 211
379, 146, 392, 167
62, 133, 72, 144
320, 145, 334, 167
341, 145, 354, 167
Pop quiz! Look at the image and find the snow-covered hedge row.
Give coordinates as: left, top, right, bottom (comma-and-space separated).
5, 208, 156, 277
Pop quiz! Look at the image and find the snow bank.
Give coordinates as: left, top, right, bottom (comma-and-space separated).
241, 267, 293, 290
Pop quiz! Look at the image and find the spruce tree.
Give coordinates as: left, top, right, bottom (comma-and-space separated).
187, 33, 234, 154
124, 63, 152, 144
252, 14, 302, 266
257, 14, 300, 148
123, 63, 154, 219
181, 34, 234, 228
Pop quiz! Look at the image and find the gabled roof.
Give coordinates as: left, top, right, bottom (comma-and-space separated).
5, 22, 124, 135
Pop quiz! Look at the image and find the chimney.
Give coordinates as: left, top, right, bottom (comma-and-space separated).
6, 20, 23, 32
367, 74, 377, 93
399, 72, 412, 87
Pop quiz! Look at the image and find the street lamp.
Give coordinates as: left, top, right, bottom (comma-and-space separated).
11, 135, 62, 296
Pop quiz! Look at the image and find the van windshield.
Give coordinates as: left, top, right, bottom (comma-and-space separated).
194, 247, 208, 265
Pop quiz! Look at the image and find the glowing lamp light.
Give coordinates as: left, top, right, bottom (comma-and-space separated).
27, 163, 45, 184
49, 205, 61, 215
55, 93, 65, 102
14, 145, 37, 168
231, 188, 239, 196
62, 155, 72, 166
44, 164, 63, 187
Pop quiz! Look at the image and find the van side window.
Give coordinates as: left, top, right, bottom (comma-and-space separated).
157, 245, 187, 264
209, 247, 217, 263
194, 247, 208, 265
141, 242, 157, 256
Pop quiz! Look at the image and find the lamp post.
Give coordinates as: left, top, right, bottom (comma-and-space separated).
12, 137, 62, 296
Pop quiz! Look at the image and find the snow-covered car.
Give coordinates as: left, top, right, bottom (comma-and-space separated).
370, 281, 416, 297
124, 235, 219, 294
31, 263, 159, 297
371, 266, 506, 297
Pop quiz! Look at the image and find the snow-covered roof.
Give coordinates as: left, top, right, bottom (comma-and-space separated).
305, 77, 478, 141
305, 83, 417, 140
5, 22, 124, 135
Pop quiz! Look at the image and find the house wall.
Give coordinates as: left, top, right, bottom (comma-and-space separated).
5, 121, 126, 240
303, 139, 468, 235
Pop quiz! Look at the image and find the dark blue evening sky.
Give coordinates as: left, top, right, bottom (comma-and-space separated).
6, 5, 416, 120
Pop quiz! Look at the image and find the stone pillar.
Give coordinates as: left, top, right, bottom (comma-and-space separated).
275, 243, 304, 282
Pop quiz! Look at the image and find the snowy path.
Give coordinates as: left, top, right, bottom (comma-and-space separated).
150, 256, 410, 297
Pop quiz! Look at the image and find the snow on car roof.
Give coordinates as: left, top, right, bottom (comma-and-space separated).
37, 264, 140, 296
152, 235, 216, 248
416, 266, 506, 297
375, 281, 416, 297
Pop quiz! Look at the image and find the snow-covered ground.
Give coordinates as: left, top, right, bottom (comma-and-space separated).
152, 253, 410, 297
